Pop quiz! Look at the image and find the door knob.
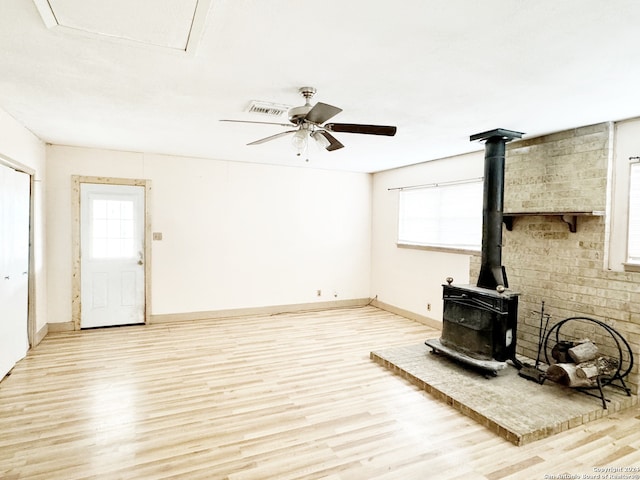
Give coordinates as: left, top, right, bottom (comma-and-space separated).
137, 260, 143, 265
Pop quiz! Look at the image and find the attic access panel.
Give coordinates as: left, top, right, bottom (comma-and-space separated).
32, 0, 211, 52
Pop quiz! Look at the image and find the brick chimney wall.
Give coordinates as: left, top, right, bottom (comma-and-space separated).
470, 122, 640, 394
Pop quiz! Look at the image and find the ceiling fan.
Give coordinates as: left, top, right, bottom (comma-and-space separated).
220, 87, 397, 156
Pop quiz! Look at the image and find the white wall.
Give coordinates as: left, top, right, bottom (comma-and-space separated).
370, 151, 484, 322
46, 146, 372, 322
0, 108, 47, 333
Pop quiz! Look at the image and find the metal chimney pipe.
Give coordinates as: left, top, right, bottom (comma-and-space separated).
470, 128, 523, 290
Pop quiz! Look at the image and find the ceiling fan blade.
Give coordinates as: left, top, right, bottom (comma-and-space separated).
324, 123, 397, 136
313, 131, 344, 151
305, 102, 342, 124
220, 119, 293, 127
247, 130, 297, 145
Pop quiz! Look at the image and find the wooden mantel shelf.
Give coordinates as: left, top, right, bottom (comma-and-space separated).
503, 211, 605, 233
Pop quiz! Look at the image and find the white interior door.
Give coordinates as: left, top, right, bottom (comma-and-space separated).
0, 164, 30, 379
80, 183, 145, 328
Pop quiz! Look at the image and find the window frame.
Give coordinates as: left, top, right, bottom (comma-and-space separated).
608, 119, 640, 273
625, 160, 640, 269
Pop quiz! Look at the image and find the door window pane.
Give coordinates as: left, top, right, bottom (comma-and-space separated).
92, 199, 136, 258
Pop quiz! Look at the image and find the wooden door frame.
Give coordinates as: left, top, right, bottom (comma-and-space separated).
72, 176, 152, 330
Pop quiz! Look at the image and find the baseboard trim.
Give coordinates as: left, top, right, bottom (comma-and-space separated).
34, 323, 48, 345
370, 299, 442, 330
150, 298, 372, 324
44, 298, 438, 331
47, 321, 75, 333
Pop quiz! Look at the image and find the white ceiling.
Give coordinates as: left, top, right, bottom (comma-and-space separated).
1, 0, 640, 173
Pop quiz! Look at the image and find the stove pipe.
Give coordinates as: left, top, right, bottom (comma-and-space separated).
470, 128, 523, 290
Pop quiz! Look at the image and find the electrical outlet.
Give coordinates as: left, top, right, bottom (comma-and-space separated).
427, 303, 431, 311
316, 289, 322, 297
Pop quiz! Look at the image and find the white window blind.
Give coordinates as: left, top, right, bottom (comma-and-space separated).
628, 162, 640, 263
398, 180, 482, 250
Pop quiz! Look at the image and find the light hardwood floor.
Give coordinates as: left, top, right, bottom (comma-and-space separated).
1, 306, 639, 479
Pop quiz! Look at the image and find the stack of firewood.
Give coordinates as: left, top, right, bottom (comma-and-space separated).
545, 340, 619, 388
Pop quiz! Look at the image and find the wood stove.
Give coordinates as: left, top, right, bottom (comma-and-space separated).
441, 282, 518, 361
426, 128, 523, 374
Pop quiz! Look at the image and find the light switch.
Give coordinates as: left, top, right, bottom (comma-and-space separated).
153, 232, 163, 241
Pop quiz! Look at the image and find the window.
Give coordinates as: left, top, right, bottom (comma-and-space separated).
627, 162, 640, 264
398, 180, 483, 251
609, 119, 640, 272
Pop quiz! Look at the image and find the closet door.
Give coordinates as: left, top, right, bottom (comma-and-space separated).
0, 164, 30, 380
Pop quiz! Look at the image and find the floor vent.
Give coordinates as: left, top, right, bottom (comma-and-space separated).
245, 101, 291, 117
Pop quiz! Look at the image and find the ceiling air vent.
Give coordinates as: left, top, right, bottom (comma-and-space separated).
245, 101, 291, 117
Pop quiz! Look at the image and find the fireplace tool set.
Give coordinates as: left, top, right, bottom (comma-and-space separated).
517, 301, 550, 384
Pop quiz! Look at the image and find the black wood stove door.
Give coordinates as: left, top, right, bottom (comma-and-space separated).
441, 285, 519, 362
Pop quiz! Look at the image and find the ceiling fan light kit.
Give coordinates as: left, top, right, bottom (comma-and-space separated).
310, 130, 330, 150
220, 87, 397, 157
291, 129, 309, 156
